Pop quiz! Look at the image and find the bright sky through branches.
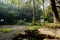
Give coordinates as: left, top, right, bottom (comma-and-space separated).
0, 0, 50, 9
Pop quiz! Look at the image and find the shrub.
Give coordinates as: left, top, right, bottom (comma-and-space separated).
25, 23, 33, 26
16, 20, 25, 25
0, 28, 12, 33
27, 26, 40, 30
46, 23, 60, 29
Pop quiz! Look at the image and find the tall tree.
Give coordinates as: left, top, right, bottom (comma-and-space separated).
32, 0, 35, 25
50, 0, 60, 23
25, 0, 43, 25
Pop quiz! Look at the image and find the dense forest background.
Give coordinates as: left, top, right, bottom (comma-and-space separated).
0, 0, 60, 25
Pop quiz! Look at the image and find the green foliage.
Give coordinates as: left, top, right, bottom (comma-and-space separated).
35, 20, 41, 26
0, 28, 12, 33
0, 3, 43, 25
47, 23, 60, 27
46, 23, 60, 29
16, 20, 25, 25
1, 0, 60, 25
44, 6, 53, 23
25, 23, 33, 26
8, 0, 21, 7
27, 26, 40, 30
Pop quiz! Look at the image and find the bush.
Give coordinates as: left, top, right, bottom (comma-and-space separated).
25, 23, 33, 26
35, 20, 40, 26
27, 26, 40, 30
46, 23, 60, 29
16, 20, 25, 25
0, 28, 12, 33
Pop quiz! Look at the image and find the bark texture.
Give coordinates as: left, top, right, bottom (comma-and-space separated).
32, 0, 35, 25
50, 0, 60, 23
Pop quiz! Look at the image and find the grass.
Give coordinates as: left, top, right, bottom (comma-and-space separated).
45, 23, 60, 28
46, 23, 60, 26
0, 28, 12, 33
27, 23, 60, 30
27, 26, 41, 30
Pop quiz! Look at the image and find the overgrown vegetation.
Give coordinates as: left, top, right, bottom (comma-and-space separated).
0, 28, 12, 33
46, 23, 60, 29
0, 0, 60, 25
27, 26, 41, 30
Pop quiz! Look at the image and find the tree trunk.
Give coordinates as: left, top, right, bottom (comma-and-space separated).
32, 0, 35, 25
50, 0, 60, 23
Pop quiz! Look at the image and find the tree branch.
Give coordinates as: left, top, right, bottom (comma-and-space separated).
56, 6, 60, 8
